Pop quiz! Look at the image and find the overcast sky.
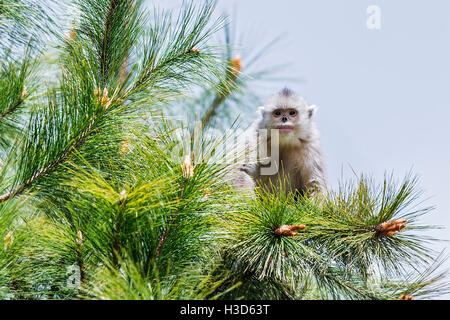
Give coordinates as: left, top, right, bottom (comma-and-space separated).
149, 0, 450, 297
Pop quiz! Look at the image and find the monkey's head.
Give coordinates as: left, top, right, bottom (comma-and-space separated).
259, 88, 317, 143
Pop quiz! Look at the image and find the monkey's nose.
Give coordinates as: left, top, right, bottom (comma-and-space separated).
282, 116, 288, 122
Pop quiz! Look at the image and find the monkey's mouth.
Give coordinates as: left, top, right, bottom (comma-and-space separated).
276, 125, 294, 133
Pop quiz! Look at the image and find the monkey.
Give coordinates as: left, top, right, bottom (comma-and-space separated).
232, 88, 327, 197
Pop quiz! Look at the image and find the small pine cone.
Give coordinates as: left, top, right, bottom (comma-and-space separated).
230, 55, 242, 77
181, 154, 194, 179
64, 29, 76, 42
119, 190, 127, 203
375, 219, 407, 237
101, 89, 110, 109
94, 87, 110, 110
274, 224, 307, 237
21, 86, 27, 99
189, 48, 201, 54
398, 294, 414, 300
76, 230, 83, 245
3, 231, 13, 250
120, 138, 129, 155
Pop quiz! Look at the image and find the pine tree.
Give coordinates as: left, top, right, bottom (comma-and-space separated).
0, 0, 448, 300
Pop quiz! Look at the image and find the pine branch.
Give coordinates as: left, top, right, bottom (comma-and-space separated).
0, 0, 57, 53
75, 231, 87, 284
200, 52, 242, 128
153, 170, 189, 259
99, 0, 119, 84
127, 1, 226, 100
0, 107, 100, 203
130, 48, 202, 93
0, 1, 225, 204
0, 49, 34, 149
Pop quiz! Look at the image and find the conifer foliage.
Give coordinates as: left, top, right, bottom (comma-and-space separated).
0, 0, 448, 300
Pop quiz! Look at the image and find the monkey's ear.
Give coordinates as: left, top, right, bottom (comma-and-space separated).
307, 105, 318, 118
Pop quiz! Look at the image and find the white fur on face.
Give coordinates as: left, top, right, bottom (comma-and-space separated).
259, 91, 318, 144
264, 93, 308, 112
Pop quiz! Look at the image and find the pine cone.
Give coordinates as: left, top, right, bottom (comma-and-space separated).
398, 294, 414, 300
230, 55, 241, 77
119, 190, 127, 204
274, 224, 307, 237
375, 219, 407, 237
94, 87, 111, 110
3, 231, 13, 250
181, 154, 194, 179
64, 29, 76, 42
21, 86, 27, 99
76, 230, 83, 245
119, 138, 129, 155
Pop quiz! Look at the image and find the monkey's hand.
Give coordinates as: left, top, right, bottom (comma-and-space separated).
231, 169, 256, 197
305, 179, 323, 194
239, 163, 257, 176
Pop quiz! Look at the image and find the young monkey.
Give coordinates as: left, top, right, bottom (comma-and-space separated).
234, 88, 327, 196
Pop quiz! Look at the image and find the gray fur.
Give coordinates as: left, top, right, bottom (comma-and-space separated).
233, 89, 327, 196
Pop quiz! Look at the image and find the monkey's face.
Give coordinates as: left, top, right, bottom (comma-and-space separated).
262, 105, 316, 145
271, 108, 298, 133
259, 91, 317, 144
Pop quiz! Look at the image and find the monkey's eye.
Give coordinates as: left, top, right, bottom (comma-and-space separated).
289, 110, 297, 116
273, 110, 282, 117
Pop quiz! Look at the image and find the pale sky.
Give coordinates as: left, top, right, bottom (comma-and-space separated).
154, 0, 450, 298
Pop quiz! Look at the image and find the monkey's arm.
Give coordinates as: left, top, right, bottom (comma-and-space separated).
229, 166, 256, 190
227, 125, 259, 195
305, 149, 327, 195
